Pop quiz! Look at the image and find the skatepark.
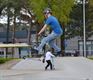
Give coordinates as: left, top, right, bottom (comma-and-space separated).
0, 57, 93, 80
0, 1, 93, 80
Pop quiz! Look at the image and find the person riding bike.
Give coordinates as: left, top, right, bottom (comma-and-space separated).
33, 8, 63, 56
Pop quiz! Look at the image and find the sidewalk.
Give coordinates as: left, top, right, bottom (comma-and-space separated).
0, 57, 93, 80
0, 59, 20, 69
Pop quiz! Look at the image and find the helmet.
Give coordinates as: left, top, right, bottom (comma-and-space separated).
43, 8, 52, 14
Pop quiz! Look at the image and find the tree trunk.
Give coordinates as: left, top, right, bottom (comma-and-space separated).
60, 23, 65, 56
28, 21, 32, 45
12, 14, 16, 44
6, 6, 10, 58
11, 11, 16, 58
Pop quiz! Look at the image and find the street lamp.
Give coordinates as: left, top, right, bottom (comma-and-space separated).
76, 0, 88, 57
83, 0, 86, 57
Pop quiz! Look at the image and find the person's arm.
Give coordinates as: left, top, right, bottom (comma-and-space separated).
38, 24, 47, 35
49, 52, 55, 58
51, 54, 55, 58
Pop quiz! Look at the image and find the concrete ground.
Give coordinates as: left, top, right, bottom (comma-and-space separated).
0, 59, 20, 69
0, 57, 93, 80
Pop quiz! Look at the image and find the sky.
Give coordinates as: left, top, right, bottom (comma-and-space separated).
0, 8, 31, 24
0, 16, 7, 24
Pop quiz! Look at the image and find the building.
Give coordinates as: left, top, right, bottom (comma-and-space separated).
65, 36, 93, 56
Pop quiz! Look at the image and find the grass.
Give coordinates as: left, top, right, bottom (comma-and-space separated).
0, 58, 13, 64
87, 56, 93, 60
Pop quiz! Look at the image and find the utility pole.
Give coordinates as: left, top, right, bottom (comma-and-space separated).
83, 0, 86, 57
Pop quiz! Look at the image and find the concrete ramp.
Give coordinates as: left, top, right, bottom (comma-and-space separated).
12, 58, 45, 70
10, 57, 93, 80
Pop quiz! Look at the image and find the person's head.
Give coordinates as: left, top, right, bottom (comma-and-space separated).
43, 8, 52, 18
47, 49, 51, 52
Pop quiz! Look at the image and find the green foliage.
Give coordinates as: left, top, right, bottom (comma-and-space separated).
66, 0, 93, 39
65, 3, 83, 39
88, 56, 93, 60
28, 0, 47, 23
0, 58, 12, 64
1, 0, 75, 25
28, 0, 74, 24
51, 0, 74, 24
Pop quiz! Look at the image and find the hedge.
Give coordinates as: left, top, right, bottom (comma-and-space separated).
0, 58, 12, 64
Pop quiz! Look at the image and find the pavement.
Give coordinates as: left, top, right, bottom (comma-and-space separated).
0, 57, 93, 80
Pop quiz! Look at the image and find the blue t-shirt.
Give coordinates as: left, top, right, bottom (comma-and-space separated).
45, 16, 63, 35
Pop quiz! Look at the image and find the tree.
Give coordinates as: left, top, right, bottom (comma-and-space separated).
86, 0, 93, 39
65, 3, 83, 39
0, 0, 33, 58
66, 0, 93, 40
27, 0, 75, 55
0, 0, 75, 56
28, 0, 74, 25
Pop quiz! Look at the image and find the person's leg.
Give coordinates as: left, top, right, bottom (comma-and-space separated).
48, 39, 61, 52
45, 60, 50, 70
48, 37, 62, 56
51, 57, 55, 69
36, 32, 58, 52
48, 60, 53, 70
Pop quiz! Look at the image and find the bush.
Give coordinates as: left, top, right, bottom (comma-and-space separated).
0, 58, 12, 64
88, 56, 93, 60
